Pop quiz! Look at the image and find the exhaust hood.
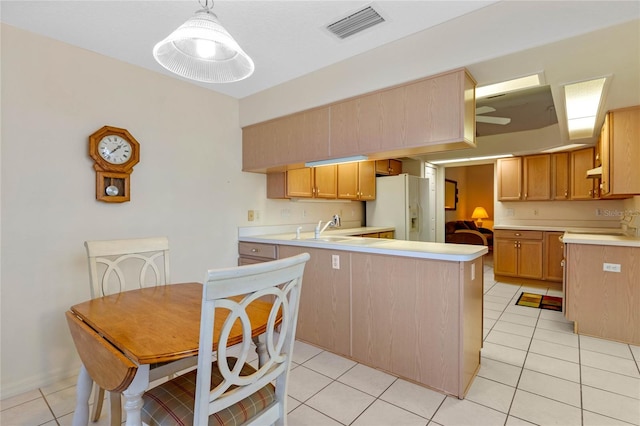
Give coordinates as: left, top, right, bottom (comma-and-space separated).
586, 166, 602, 178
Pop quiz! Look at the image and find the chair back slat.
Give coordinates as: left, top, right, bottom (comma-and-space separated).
84, 237, 170, 297
194, 253, 309, 425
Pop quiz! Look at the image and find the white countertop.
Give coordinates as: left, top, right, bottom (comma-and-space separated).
494, 225, 640, 247
240, 228, 487, 262
562, 230, 640, 247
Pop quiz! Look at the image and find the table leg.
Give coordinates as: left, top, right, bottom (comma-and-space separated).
72, 365, 92, 426
252, 334, 267, 367
109, 391, 122, 426
122, 364, 149, 426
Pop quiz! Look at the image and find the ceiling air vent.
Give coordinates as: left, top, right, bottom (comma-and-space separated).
326, 6, 385, 39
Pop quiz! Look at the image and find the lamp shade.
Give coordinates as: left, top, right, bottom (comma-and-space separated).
153, 9, 254, 83
471, 207, 489, 220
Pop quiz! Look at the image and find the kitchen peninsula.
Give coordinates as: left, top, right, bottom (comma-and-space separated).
239, 226, 487, 398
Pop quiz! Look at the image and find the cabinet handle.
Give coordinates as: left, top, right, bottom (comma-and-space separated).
251, 248, 260, 253
564, 190, 568, 197
558, 235, 563, 242
515, 233, 521, 236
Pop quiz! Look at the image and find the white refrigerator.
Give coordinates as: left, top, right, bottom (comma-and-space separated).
366, 174, 433, 241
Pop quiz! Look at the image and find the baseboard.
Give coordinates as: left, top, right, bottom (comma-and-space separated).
493, 275, 563, 292
0, 364, 80, 400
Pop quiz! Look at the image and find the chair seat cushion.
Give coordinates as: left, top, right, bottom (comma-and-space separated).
141, 359, 275, 426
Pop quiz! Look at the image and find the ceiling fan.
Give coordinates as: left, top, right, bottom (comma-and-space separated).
476, 106, 511, 125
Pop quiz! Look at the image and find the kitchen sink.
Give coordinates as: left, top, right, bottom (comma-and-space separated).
301, 236, 351, 242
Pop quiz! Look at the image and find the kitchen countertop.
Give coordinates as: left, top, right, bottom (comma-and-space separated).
493, 225, 640, 247
240, 228, 487, 262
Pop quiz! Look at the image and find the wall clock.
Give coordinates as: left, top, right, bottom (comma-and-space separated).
89, 126, 140, 203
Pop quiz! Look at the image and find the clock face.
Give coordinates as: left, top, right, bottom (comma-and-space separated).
98, 135, 133, 165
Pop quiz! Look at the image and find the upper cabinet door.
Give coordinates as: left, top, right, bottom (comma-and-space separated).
551, 152, 570, 200
497, 157, 522, 201
523, 154, 551, 201
357, 161, 376, 200
314, 165, 337, 199
337, 163, 359, 200
607, 106, 640, 196
242, 107, 330, 172
570, 148, 595, 200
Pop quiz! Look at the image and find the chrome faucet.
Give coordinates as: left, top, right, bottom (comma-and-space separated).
315, 214, 341, 239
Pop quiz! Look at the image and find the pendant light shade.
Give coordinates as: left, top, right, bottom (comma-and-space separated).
153, 6, 254, 83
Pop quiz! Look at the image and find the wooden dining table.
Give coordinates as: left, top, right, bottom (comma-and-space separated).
66, 282, 276, 426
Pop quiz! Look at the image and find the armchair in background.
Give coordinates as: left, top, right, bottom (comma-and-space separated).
445, 221, 493, 250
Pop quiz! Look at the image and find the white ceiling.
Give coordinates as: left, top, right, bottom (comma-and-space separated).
1, 1, 639, 154
1, 1, 638, 100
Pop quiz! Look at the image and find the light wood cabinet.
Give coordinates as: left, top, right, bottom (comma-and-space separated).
286, 165, 337, 199
375, 159, 402, 176
404, 70, 476, 151
600, 105, 640, 197
570, 147, 597, 200
544, 232, 564, 282
494, 230, 543, 279
243, 107, 330, 172
336, 161, 376, 200
497, 157, 522, 201
523, 154, 551, 200
330, 91, 404, 157
565, 243, 640, 345
278, 245, 351, 357
551, 152, 570, 200
243, 68, 476, 172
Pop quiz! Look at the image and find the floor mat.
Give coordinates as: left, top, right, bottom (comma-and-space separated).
515, 292, 563, 311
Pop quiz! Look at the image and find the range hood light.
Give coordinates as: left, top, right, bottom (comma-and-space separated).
305, 155, 368, 167
586, 166, 603, 179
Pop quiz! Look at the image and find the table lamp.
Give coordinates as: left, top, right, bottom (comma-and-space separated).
471, 207, 489, 228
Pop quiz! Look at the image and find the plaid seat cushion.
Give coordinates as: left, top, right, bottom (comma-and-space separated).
141, 358, 276, 426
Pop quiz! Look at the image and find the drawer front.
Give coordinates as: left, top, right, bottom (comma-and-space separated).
494, 230, 543, 240
238, 242, 278, 259
238, 256, 267, 266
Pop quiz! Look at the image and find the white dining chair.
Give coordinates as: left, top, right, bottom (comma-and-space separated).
140, 252, 310, 426
84, 237, 196, 425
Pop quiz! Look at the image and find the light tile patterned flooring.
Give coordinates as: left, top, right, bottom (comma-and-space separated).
2, 256, 639, 425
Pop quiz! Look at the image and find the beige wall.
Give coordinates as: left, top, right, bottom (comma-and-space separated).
0, 24, 360, 397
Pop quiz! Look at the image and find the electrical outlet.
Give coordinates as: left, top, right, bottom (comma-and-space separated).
603, 263, 621, 272
332, 255, 340, 269
247, 210, 255, 221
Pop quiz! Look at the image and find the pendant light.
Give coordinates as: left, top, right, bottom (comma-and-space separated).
153, 0, 254, 83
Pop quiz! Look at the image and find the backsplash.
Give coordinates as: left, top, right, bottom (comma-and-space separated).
495, 199, 629, 229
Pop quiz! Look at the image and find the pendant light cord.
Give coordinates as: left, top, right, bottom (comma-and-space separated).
198, 0, 214, 11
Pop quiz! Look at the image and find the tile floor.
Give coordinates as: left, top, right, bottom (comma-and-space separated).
2, 256, 639, 425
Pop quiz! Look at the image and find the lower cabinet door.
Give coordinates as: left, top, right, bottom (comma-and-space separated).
494, 239, 518, 276
518, 240, 543, 279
